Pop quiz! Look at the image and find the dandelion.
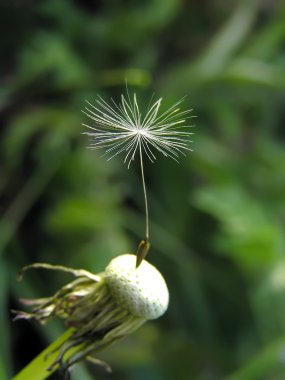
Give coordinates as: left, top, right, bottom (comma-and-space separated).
13, 255, 169, 378
83, 91, 194, 266
13, 91, 194, 380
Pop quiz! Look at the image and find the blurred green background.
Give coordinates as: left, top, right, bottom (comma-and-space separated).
1, 0, 285, 379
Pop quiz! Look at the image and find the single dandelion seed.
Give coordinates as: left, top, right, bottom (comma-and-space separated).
83, 91, 194, 267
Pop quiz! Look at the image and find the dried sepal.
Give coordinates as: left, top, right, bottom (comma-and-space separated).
17, 262, 101, 282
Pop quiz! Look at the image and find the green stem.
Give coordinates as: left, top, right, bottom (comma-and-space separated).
12, 329, 76, 380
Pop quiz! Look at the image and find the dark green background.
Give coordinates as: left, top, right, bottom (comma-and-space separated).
1, 0, 285, 379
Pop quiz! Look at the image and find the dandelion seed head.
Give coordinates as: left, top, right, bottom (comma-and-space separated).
83, 92, 194, 167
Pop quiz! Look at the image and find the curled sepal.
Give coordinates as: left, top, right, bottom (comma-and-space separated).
86, 357, 112, 374
13, 263, 102, 324
17, 262, 101, 282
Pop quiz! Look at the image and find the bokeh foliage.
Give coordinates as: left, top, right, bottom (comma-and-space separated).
1, 0, 285, 379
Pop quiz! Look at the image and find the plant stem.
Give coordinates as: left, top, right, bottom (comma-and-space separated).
12, 329, 76, 380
